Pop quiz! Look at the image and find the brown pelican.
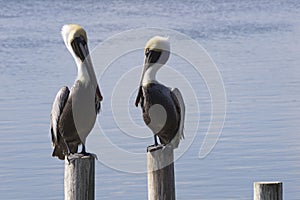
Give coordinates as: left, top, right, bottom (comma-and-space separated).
50, 24, 102, 160
135, 36, 185, 151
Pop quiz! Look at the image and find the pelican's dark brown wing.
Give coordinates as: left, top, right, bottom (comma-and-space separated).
170, 88, 185, 148
50, 86, 70, 160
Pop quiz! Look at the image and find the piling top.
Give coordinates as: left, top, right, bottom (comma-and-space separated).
254, 181, 283, 200
254, 181, 282, 185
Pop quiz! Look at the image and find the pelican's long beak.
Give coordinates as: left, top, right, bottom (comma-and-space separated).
135, 50, 162, 107
140, 49, 162, 83
134, 63, 146, 107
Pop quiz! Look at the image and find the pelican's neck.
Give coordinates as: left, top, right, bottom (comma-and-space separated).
141, 50, 169, 87
74, 57, 89, 83
77, 64, 90, 83
142, 64, 161, 87
75, 56, 97, 86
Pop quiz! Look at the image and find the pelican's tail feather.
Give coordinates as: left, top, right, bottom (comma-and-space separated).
52, 145, 66, 160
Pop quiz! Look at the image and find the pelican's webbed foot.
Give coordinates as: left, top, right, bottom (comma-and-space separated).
66, 153, 84, 163
66, 152, 98, 164
66, 145, 98, 164
147, 135, 164, 152
147, 144, 164, 152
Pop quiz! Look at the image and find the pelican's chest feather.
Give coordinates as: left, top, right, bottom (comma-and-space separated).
142, 83, 178, 121
143, 83, 172, 105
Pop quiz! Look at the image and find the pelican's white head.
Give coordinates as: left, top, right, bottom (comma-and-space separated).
141, 36, 170, 86
145, 36, 170, 54
61, 24, 89, 65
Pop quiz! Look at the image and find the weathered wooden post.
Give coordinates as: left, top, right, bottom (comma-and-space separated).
64, 156, 95, 200
254, 182, 282, 200
147, 145, 175, 200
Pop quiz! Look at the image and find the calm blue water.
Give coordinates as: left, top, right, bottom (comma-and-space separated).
0, 0, 300, 199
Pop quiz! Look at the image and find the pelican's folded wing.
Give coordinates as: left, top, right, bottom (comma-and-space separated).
170, 88, 185, 148
50, 86, 70, 146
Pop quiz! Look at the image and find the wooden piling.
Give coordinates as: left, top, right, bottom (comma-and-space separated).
64, 156, 95, 200
147, 145, 175, 200
254, 182, 282, 200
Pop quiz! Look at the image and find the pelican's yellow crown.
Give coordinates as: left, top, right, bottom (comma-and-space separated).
61, 24, 87, 47
144, 36, 170, 54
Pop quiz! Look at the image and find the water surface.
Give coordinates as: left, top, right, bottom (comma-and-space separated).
0, 0, 299, 199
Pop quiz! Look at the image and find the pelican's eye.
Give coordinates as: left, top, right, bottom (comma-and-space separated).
145, 48, 150, 57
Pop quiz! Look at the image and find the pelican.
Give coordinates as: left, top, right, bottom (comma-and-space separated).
135, 36, 185, 151
50, 24, 102, 160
